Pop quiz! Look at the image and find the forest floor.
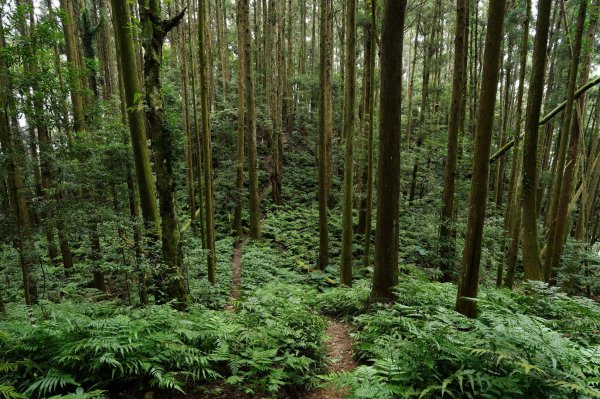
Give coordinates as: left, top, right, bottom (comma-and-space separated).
227, 147, 358, 398
303, 319, 358, 399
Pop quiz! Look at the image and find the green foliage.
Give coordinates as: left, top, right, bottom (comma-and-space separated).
326, 277, 600, 398
228, 283, 327, 397
0, 302, 231, 397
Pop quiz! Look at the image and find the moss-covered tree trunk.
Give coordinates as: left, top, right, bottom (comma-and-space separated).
369, 0, 407, 303
137, 0, 189, 306
455, 0, 506, 318
318, 0, 333, 269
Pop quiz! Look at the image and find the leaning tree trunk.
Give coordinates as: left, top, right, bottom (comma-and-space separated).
542, 0, 586, 283
546, 0, 588, 281
455, 0, 506, 319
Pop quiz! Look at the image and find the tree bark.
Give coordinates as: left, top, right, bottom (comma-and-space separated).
234, 0, 246, 238
504, 0, 530, 289
520, 0, 553, 282
546, 0, 588, 281
369, 0, 407, 303
198, 0, 218, 281
317, 0, 332, 269
340, 0, 357, 286
456, 0, 506, 318
439, 0, 467, 283
543, 0, 586, 282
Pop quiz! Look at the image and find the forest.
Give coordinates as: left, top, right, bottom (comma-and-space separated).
0, 0, 600, 397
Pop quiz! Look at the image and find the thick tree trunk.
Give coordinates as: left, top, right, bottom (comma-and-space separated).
318, 0, 333, 269
137, 0, 189, 306
456, 0, 506, 318
369, 0, 407, 303
520, 0, 553, 282
110, 0, 161, 236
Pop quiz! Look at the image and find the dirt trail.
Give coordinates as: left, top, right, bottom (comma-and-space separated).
229, 154, 274, 302
303, 318, 358, 399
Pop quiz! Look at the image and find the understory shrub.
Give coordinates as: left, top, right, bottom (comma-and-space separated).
327, 277, 600, 399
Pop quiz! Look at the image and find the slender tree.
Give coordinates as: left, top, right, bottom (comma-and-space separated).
456, 0, 506, 318
546, 0, 588, 281
505, 0, 530, 289
234, 0, 246, 238
198, 0, 217, 280
0, 13, 36, 305
361, 0, 376, 269
317, 0, 332, 269
369, 0, 407, 303
439, 0, 467, 283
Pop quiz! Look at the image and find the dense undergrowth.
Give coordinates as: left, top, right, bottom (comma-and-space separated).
3, 138, 600, 399
321, 275, 600, 398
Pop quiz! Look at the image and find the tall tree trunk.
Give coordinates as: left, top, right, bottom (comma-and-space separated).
361, 0, 376, 269
0, 14, 37, 306
520, 0, 553, 282
198, 0, 218, 281
369, 0, 407, 303
574, 3, 598, 241
318, 0, 332, 269
299, 0, 306, 75
137, 0, 189, 306
242, 0, 261, 240
543, 0, 586, 282
404, 14, 421, 147
340, 0, 357, 286
504, 0, 530, 289
439, 0, 467, 283
59, 0, 86, 134
546, 0, 588, 281
234, 0, 246, 238
455, 0, 506, 318
176, 0, 196, 231
109, 0, 162, 249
